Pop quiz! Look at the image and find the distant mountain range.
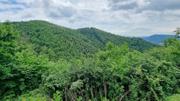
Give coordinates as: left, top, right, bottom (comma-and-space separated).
142, 34, 176, 44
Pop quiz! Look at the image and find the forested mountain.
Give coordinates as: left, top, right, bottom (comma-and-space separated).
12, 20, 156, 60
0, 21, 179, 101
13, 20, 97, 60
78, 27, 156, 51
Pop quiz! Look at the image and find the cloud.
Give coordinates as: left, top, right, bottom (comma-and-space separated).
108, 0, 150, 11
0, 0, 27, 12
0, 0, 180, 36
108, 0, 180, 12
145, 0, 180, 11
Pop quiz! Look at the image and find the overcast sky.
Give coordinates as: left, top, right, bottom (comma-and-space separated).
0, 0, 180, 36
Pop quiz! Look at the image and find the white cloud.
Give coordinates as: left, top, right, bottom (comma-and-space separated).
0, 0, 180, 36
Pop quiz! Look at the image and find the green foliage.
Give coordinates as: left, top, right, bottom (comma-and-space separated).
78, 27, 157, 52
0, 21, 179, 101
13, 21, 97, 60
0, 23, 49, 100
0, 23, 19, 99
16, 89, 47, 101
166, 94, 180, 101
12, 20, 156, 60
15, 48, 49, 91
53, 91, 63, 101
41, 40, 179, 101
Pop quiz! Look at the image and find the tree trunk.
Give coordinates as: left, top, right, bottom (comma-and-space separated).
90, 87, 94, 99
103, 81, 107, 98
65, 87, 68, 101
119, 90, 130, 101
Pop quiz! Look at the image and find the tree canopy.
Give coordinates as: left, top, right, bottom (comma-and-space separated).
0, 21, 179, 101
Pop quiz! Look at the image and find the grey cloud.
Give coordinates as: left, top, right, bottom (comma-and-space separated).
109, 0, 138, 10
18, 0, 77, 19
47, 6, 76, 19
0, 7, 23, 12
108, 0, 180, 12
145, 0, 180, 11
44, 0, 76, 18
111, 2, 138, 10
0, 0, 25, 5
0, 0, 27, 12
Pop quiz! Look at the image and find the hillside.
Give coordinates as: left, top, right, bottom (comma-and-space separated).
143, 34, 175, 44
13, 20, 97, 60
1, 21, 179, 101
78, 27, 157, 51
12, 20, 156, 60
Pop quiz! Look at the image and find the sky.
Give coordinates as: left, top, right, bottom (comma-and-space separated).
0, 0, 180, 36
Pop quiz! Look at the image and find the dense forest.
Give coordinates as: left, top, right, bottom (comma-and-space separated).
13, 20, 156, 60
0, 21, 179, 101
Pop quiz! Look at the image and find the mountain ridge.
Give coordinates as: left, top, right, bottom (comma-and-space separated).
143, 34, 175, 44
7, 20, 157, 60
